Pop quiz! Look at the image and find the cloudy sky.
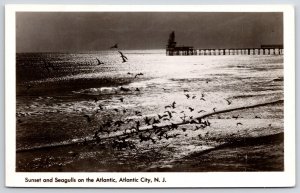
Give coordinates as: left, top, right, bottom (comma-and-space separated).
16, 12, 283, 52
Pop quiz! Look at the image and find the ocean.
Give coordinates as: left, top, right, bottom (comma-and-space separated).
16, 50, 284, 172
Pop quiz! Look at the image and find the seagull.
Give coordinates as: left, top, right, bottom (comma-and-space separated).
185, 94, 190, 99
232, 115, 239, 119
225, 99, 232, 105
120, 86, 130, 92
188, 107, 194, 112
192, 95, 196, 99
96, 58, 104, 65
164, 111, 173, 118
135, 88, 140, 91
183, 89, 189, 92
181, 128, 187, 132
118, 51, 128, 63
110, 43, 118, 49
171, 101, 176, 108
135, 111, 142, 116
165, 105, 171, 109
158, 114, 168, 119
134, 73, 144, 78
144, 117, 152, 125
255, 115, 261, 119
98, 104, 104, 110
200, 97, 206, 101
236, 122, 243, 126
198, 110, 206, 113
213, 107, 216, 112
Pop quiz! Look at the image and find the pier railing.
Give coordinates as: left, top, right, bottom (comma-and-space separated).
166, 48, 284, 56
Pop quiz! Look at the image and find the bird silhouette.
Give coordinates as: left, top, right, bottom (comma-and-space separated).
164, 111, 173, 118
213, 107, 216, 112
183, 89, 189, 92
225, 99, 232, 105
171, 101, 176, 108
98, 104, 104, 111
255, 115, 261, 119
96, 58, 104, 65
198, 110, 206, 113
200, 97, 206, 101
236, 122, 243, 126
185, 94, 190, 99
232, 115, 239, 119
135, 88, 140, 91
158, 114, 168, 119
181, 128, 187, 132
119, 97, 124, 102
120, 86, 130, 92
152, 118, 160, 124
188, 107, 194, 112
110, 43, 118, 49
192, 95, 196, 99
118, 51, 128, 63
135, 111, 142, 116
144, 117, 152, 125
164, 105, 171, 109
134, 73, 144, 78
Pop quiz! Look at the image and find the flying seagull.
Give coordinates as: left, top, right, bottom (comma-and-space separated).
110, 43, 118, 49
96, 58, 104, 65
118, 51, 128, 63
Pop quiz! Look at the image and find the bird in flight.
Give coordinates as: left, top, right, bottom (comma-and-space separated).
96, 58, 104, 65
118, 51, 128, 63
134, 73, 144, 78
188, 107, 194, 112
225, 98, 232, 105
200, 97, 206, 101
110, 43, 118, 49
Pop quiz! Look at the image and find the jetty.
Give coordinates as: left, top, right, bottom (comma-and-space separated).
166, 31, 283, 56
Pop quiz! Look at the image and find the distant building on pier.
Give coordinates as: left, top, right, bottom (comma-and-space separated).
166, 31, 194, 56
166, 31, 283, 56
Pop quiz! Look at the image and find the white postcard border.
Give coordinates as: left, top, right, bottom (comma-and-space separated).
5, 4, 295, 187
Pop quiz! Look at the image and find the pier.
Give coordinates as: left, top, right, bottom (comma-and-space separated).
166, 31, 283, 56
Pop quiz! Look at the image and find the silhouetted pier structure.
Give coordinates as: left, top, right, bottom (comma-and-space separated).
166, 31, 284, 56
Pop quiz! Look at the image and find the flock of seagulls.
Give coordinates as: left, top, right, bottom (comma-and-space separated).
80, 86, 253, 150
21, 44, 268, 152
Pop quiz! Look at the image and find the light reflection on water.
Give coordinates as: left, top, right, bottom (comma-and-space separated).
16, 50, 284, 171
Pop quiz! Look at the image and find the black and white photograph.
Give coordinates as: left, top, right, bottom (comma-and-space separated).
5, 5, 295, 187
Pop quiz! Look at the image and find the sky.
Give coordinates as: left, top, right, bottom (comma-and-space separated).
16, 12, 283, 52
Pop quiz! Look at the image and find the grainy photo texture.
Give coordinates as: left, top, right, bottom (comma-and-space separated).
16, 12, 284, 172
